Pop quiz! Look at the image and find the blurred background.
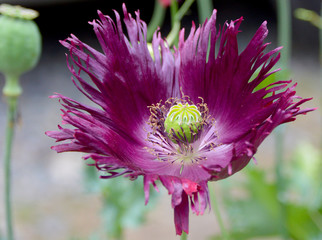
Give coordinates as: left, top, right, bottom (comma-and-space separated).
0, 0, 320, 239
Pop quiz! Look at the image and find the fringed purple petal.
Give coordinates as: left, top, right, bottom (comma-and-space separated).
60, 4, 178, 136
200, 83, 315, 179
46, 125, 74, 142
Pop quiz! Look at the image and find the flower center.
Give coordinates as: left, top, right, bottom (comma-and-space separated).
164, 103, 202, 143
145, 97, 217, 170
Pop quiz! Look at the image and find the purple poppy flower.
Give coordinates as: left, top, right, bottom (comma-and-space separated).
46, 4, 314, 235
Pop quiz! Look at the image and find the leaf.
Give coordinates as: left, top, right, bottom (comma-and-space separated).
286, 204, 322, 240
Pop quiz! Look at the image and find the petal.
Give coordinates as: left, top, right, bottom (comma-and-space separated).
174, 191, 189, 235
61, 4, 178, 133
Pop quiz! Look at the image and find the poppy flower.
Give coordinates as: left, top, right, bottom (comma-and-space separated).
46, 4, 314, 235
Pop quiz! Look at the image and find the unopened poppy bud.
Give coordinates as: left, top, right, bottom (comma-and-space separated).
0, 4, 41, 96
164, 103, 202, 143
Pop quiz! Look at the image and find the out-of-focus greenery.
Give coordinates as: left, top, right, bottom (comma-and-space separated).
72, 164, 159, 240
251, 69, 291, 94
294, 8, 322, 29
211, 143, 322, 240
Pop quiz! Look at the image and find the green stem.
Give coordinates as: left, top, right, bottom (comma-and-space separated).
4, 95, 18, 240
3, 74, 22, 97
170, 0, 179, 28
196, 0, 214, 23
166, 21, 181, 46
274, 127, 288, 238
180, 231, 188, 240
209, 183, 229, 240
176, 0, 195, 22
147, 0, 167, 41
294, 8, 322, 29
115, 213, 124, 240
320, 0, 322, 149
320, 1, 322, 64
166, 0, 195, 46
169, 0, 179, 46
277, 0, 291, 70
275, 0, 291, 239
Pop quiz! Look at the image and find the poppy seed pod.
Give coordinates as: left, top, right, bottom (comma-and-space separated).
0, 4, 41, 96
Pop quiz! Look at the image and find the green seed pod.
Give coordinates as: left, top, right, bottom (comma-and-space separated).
0, 4, 41, 96
164, 102, 202, 143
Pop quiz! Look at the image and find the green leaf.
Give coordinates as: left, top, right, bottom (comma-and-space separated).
286, 204, 322, 240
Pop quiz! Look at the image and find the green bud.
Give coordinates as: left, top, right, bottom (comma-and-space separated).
0, 4, 41, 97
164, 103, 202, 143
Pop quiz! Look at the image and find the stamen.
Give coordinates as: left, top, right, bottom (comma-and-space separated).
145, 97, 218, 169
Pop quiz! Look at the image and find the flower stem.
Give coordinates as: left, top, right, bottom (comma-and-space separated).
196, 0, 214, 23
169, 0, 179, 46
180, 231, 188, 240
166, 21, 181, 47
175, 0, 195, 22
147, 0, 166, 41
209, 183, 229, 240
275, 0, 291, 239
166, 0, 195, 46
170, 0, 179, 28
274, 127, 288, 239
3, 95, 18, 240
320, 1, 322, 149
320, 1, 322, 65
277, 0, 291, 70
